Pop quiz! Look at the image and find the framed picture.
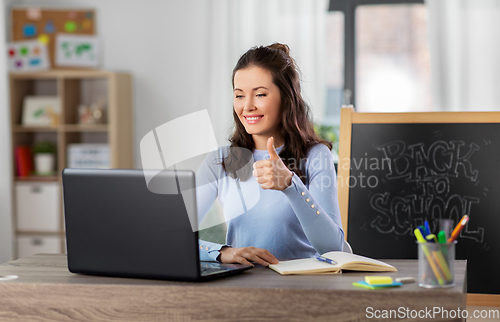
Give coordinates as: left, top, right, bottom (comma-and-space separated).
22, 96, 60, 126
56, 34, 99, 68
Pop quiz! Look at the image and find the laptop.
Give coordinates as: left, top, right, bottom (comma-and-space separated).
62, 168, 253, 281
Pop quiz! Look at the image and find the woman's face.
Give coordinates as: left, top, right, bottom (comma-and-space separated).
233, 66, 282, 140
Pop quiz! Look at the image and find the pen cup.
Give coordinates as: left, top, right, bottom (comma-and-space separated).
418, 242, 455, 288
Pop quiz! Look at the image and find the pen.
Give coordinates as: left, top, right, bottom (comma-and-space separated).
315, 255, 337, 265
448, 215, 469, 243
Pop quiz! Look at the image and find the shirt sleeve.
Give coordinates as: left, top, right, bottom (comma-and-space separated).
281, 144, 344, 254
198, 239, 231, 262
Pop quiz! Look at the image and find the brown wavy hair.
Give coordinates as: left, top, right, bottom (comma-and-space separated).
221, 43, 331, 184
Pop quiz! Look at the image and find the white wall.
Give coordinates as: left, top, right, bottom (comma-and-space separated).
0, 0, 13, 264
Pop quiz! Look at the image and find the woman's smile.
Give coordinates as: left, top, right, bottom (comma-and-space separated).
243, 114, 264, 124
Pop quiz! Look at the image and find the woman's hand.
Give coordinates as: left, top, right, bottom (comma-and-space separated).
253, 137, 293, 191
219, 246, 279, 267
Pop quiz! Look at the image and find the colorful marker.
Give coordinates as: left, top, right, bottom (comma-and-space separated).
418, 225, 427, 237
448, 215, 469, 243
425, 234, 438, 243
424, 220, 431, 236
437, 231, 447, 244
432, 250, 453, 282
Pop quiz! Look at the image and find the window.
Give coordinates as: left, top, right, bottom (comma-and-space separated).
326, 0, 430, 118
324, 11, 344, 125
356, 4, 431, 112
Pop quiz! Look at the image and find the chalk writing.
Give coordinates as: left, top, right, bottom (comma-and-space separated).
369, 140, 485, 243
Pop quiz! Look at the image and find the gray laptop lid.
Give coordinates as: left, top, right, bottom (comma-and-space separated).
62, 168, 201, 281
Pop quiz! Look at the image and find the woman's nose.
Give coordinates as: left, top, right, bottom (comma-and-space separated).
243, 97, 255, 111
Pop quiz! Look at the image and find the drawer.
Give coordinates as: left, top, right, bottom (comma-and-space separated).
15, 182, 60, 232
17, 236, 62, 259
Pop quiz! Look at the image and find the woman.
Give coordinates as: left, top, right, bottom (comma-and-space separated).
196, 43, 344, 267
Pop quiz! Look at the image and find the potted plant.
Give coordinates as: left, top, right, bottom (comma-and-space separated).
33, 141, 56, 175
314, 123, 340, 163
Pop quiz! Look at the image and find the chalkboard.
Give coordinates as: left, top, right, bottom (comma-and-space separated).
337, 107, 500, 296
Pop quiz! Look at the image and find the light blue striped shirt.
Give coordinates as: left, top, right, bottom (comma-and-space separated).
197, 143, 344, 261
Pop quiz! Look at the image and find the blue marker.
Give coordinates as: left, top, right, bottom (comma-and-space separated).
424, 221, 431, 236
418, 225, 427, 237
315, 255, 337, 265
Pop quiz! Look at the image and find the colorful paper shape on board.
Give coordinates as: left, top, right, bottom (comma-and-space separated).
64, 21, 77, 32
82, 19, 92, 31
44, 20, 56, 33
38, 34, 49, 45
55, 34, 99, 68
27, 8, 42, 20
7, 40, 49, 72
23, 24, 37, 37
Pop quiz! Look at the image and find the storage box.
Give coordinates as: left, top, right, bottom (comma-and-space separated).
17, 236, 62, 258
15, 182, 60, 232
67, 143, 110, 168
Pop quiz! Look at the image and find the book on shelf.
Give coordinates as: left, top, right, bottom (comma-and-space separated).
15, 146, 33, 177
268, 251, 397, 275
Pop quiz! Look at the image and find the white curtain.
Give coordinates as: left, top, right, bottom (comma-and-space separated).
426, 0, 500, 111
205, 0, 328, 145
0, 0, 13, 263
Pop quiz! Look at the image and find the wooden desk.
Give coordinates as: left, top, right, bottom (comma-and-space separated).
0, 254, 466, 321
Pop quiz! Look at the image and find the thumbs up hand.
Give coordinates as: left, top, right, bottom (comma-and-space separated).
252, 137, 294, 191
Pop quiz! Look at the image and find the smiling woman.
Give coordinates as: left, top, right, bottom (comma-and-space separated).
195, 43, 345, 267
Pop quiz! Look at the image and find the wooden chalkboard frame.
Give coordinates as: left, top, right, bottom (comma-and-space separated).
337, 106, 500, 306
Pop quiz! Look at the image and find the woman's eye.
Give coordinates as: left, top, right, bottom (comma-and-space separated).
235, 95, 243, 99
256, 94, 266, 97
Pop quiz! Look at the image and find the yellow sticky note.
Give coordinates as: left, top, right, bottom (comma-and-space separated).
38, 34, 49, 45
365, 276, 393, 285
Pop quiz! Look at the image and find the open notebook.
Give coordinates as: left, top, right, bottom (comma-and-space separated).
268, 251, 397, 275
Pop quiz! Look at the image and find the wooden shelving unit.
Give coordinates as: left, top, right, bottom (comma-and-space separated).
9, 70, 134, 258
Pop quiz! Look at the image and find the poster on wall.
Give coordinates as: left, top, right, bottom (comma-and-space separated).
10, 7, 96, 69
7, 40, 49, 72
56, 34, 99, 68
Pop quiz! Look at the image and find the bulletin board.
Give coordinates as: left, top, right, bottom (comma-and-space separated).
10, 7, 96, 69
